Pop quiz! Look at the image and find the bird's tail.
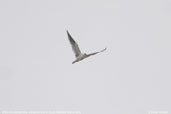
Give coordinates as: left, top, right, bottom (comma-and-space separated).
72, 60, 78, 64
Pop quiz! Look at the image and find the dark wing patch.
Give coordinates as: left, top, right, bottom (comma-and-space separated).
67, 30, 76, 44
67, 30, 82, 58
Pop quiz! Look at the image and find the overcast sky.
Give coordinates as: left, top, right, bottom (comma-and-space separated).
0, 0, 171, 114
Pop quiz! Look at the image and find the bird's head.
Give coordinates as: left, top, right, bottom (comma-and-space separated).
83, 53, 87, 56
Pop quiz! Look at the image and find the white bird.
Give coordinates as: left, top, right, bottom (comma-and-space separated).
66, 30, 107, 64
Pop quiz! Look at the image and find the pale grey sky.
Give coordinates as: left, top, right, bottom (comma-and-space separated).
0, 0, 171, 114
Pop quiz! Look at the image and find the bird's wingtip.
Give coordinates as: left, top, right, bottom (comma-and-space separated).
101, 47, 107, 52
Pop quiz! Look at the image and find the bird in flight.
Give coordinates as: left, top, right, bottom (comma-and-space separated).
66, 30, 107, 64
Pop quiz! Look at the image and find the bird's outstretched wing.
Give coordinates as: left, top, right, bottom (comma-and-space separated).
86, 48, 107, 57
67, 30, 82, 58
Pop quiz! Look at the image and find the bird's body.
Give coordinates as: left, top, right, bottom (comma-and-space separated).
72, 53, 87, 64
66, 30, 106, 64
